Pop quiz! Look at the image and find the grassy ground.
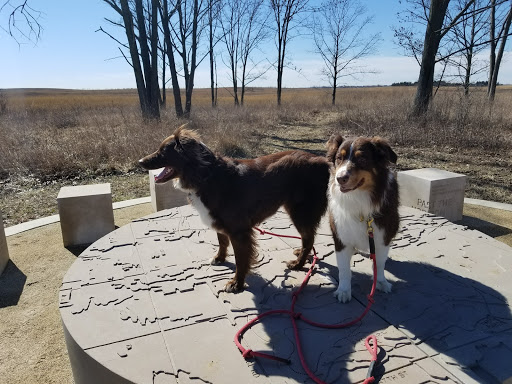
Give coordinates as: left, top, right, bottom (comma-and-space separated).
1, 86, 511, 227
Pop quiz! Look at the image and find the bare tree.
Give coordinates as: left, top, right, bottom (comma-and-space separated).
310, 0, 381, 105
165, 0, 210, 117
102, 0, 161, 120
161, 0, 184, 116
1, 0, 42, 43
488, 0, 512, 100
220, 0, 270, 106
446, 0, 489, 95
395, 0, 512, 115
270, 0, 309, 106
220, 0, 243, 105
414, 0, 480, 115
239, 0, 270, 105
207, 0, 222, 107
395, 0, 481, 115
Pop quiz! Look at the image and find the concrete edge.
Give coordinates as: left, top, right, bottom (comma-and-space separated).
3, 196, 511, 238
5, 197, 151, 237
464, 198, 512, 213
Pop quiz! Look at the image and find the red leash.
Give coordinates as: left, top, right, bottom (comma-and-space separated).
235, 227, 379, 384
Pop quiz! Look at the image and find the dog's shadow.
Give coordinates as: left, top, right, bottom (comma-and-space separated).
238, 257, 512, 383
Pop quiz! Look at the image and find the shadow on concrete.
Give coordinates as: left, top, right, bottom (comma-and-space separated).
245, 258, 512, 383
0, 260, 27, 308
457, 215, 512, 239
65, 244, 91, 257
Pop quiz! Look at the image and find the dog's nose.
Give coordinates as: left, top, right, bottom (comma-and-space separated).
337, 172, 350, 185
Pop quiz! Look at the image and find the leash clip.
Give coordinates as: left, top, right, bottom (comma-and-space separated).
366, 360, 376, 380
366, 216, 374, 235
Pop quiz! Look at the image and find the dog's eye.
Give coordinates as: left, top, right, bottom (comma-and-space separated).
355, 154, 367, 166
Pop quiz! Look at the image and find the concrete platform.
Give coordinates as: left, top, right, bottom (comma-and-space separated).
59, 206, 512, 384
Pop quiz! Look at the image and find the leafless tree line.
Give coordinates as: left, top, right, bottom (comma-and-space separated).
395, 0, 512, 115
98, 0, 385, 118
103, 0, 510, 119
2, 0, 511, 120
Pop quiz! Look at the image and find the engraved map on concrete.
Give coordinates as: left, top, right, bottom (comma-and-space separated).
60, 205, 512, 384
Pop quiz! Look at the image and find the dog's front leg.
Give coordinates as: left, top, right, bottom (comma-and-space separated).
374, 243, 392, 293
211, 232, 230, 265
334, 247, 354, 303
224, 231, 255, 293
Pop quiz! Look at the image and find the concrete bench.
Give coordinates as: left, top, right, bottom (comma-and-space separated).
0, 211, 9, 275
57, 184, 115, 247
149, 168, 188, 212
398, 168, 467, 222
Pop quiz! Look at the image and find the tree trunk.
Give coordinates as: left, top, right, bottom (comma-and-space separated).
134, 0, 159, 119
231, 56, 239, 106
241, 57, 248, 106
184, 0, 200, 117
489, 5, 512, 101
119, 0, 150, 118
149, 0, 160, 118
464, 5, 476, 97
209, 0, 216, 108
277, 38, 283, 106
161, 37, 166, 108
412, 0, 450, 116
162, 0, 184, 117
488, 0, 496, 96
332, 56, 338, 105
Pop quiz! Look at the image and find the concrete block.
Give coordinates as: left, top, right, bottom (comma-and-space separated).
57, 184, 115, 247
0, 211, 9, 275
398, 168, 467, 222
149, 168, 188, 211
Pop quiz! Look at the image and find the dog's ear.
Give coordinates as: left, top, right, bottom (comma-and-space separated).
371, 137, 397, 164
174, 129, 185, 152
326, 134, 344, 163
173, 124, 201, 153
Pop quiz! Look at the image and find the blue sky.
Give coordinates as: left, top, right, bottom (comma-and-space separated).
1, 0, 510, 89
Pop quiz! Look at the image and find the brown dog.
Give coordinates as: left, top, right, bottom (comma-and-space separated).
139, 125, 330, 292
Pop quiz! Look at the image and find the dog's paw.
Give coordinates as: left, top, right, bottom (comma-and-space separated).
224, 279, 244, 293
333, 286, 352, 303
376, 279, 392, 293
210, 256, 223, 265
285, 259, 304, 270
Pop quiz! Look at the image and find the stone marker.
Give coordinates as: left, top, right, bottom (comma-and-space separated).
57, 183, 115, 247
0, 211, 9, 275
149, 168, 188, 212
398, 168, 467, 222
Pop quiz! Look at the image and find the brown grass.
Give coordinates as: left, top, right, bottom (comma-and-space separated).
0, 86, 511, 226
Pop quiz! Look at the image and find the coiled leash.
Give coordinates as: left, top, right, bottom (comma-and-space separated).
235, 219, 380, 384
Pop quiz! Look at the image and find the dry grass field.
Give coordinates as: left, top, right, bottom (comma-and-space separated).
1, 86, 511, 227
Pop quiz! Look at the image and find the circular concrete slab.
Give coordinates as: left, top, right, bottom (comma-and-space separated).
60, 206, 512, 384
